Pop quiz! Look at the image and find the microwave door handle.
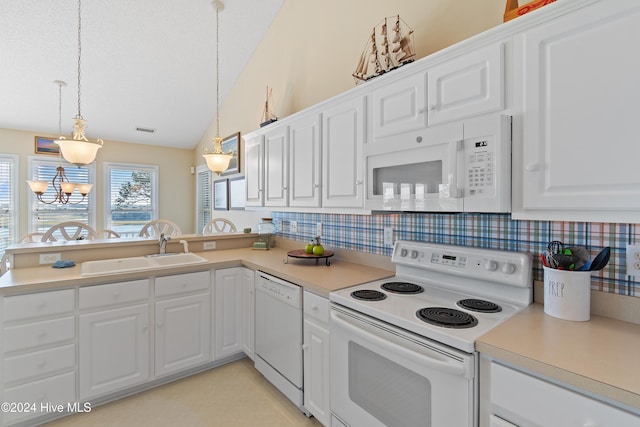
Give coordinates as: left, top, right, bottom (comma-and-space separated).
447, 139, 464, 198
331, 309, 469, 377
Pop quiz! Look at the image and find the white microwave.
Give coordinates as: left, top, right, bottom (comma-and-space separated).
365, 114, 511, 213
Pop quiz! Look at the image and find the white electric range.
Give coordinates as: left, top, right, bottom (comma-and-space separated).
329, 240, 533, 427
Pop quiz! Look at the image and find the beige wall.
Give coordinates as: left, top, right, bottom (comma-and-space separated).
195, 0, 506, 161
0, 128, 195, 237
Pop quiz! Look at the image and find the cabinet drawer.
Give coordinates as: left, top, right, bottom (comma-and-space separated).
3, 289, 74, 322
4, 316, 75, 353
4, 344, 75, 385
491, 362, 640, 426
80, 279, 149, 310
155, 271, 210, 297
303, 291, 329, 324
2, 372, 76, 425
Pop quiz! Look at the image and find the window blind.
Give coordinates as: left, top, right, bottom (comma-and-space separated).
0, 156, 17, 256
196, 168, 212, 233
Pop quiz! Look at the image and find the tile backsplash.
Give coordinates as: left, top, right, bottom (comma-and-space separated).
272, 212, 639, 297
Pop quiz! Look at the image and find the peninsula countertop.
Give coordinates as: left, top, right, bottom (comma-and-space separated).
0, 247, 395, 298
476, 303, 640, 411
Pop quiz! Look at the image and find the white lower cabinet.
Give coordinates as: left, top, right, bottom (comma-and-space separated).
303, 291, 330, 426
242, 268, 255, 360
79, 280, 151, 400
154, 271, 211, 377
484, 359, 640, 427
2, 289, 76, 425
213, 268, 244, 360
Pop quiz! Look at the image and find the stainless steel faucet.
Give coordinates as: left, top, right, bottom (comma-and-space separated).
159, 232, 171, 254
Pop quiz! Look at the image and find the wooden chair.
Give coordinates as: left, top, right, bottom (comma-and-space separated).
18, 232, 45, 243
202, 218, 237, 234
42, 222, 98, 242
138, 219, 182, 237
97, 229, 121, 239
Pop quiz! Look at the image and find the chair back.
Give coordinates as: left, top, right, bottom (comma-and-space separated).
138, 219, 182, 237
42, 222, 98, 242
203, 218, 237, 234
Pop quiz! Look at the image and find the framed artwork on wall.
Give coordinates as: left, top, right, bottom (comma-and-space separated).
34, 136, 60, 156
213, 179, 229, 210
221, 132, 241, 176
229, 176, 246, 210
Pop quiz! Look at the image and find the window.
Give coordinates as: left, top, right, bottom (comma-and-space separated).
28, 157, 95, 233
196, 165, 212, 234
0, 155, 18, 257
104, 163, 158, 238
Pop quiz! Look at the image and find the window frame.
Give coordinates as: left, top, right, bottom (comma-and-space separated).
0, 154, 19, 253
103, 162, 158, 237
27, 156, 96, 233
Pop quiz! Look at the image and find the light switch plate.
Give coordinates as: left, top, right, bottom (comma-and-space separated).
203, 241, 217, 250
39, 253, 61, 264
383, 227, 394, 246
626, 244, 640, 276
290, 221, 298, 234
316, 222, 322, 237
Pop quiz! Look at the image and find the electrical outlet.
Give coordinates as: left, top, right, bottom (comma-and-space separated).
203, 241, 217, 250
626, 244, 640, 276
290, 221, 298, 234
39, 253, 61, 264
383, 227, 394, 246
316, 222, 323, 237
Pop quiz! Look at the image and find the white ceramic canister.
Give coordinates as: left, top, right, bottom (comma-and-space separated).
543, 266, 592, 321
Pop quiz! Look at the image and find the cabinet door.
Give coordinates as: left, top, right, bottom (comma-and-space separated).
155, 292, 210, 377
241, 268, 255, 360
213, 268, 243, 360
371, 72, 427, 141
264, 125, 290, 207
427, 42, 504, 126
322, 96, 365, 208
515, 0, 640, 222
79, 304, 150, 399
244, 133, 264, 207
303, 318, 330, 427
289, 113, 322, 207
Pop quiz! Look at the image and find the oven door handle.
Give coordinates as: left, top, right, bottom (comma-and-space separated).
331, 309, 470, 378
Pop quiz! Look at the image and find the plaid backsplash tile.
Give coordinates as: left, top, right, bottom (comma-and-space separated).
272, 212, 640, 297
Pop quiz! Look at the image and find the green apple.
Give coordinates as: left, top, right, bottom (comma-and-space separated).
305, 244, 314, 254
312, 245, 324, 256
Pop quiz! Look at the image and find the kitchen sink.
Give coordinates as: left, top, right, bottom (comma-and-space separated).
80, 253, 208, 277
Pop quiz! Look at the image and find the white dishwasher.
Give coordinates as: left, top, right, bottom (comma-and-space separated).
254, 271, 305, 413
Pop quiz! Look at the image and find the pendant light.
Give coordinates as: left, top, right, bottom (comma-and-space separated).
54, 0, 103, 167
203, 0, 234, 175
27, 80, 93, 204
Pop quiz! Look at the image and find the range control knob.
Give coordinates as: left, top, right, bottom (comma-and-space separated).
400, 248, 408, 257
501, 262, 516, 274
410, 250, 419, 259
484, 260, 498, 271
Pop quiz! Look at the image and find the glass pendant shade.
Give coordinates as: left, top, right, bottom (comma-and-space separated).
76, 183, 93, 195
55, 137, 102, 166
27, 180, 49, 194
203, 137, 233, 174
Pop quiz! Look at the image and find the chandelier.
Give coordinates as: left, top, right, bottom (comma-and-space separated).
27, 80, 93, 205
54, 0, 103, 167
203, 0, 234, 175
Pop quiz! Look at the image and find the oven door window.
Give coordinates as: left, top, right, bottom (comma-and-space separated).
349, 341, 431, 427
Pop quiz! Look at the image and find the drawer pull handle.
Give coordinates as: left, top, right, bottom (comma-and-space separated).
37, 360, 47, 369
181, 282, 188, 288
36, 301, 46, 310
311, 305, 318, 311
37, 330, 47, 340
302, 344, 309, 351
113, 292, 121, 299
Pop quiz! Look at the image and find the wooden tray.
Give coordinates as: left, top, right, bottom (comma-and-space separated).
504, 0, 556, 22
285, 249, 334, 266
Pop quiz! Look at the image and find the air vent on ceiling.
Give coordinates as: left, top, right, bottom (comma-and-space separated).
136, 127, 156, 133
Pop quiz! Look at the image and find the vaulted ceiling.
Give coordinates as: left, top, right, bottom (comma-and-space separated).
0, 0, 284, 149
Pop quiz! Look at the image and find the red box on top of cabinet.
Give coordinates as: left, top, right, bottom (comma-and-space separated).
504, 0, 556, 22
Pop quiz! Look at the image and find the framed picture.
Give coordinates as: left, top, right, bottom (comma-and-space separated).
221, 132, 241, 176
213, 179, 229, 210
34, 136, 60, 156
229, 176, 246, 210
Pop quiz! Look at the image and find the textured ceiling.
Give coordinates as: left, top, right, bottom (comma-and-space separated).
0, 0, 284, 149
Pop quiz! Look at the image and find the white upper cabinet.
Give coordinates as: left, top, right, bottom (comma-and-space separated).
512, 0, 640, 222
427, 43, 504, 126
322, 96, 366, 208
289, 113, 322, 207
371, 72, 427, 142
244, 133, 264, 207
264, 125, 290, 207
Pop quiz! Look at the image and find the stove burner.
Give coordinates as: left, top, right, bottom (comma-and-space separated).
416, 307, 478, 329
351, 289, 387, 301
457, 299, 502, 313
381, 281, 424, 294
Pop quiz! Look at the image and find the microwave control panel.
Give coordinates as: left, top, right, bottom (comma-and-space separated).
466, 137, 495, 197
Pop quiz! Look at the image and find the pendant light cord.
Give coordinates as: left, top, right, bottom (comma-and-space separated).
76, 0, 83, 120
215, 2, 220, 137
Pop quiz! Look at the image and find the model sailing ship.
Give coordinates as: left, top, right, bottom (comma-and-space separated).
353, 15, 415, 83
260, 86, 278, 127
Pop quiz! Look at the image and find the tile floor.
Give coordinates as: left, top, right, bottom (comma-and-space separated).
43, 358, 323, 427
